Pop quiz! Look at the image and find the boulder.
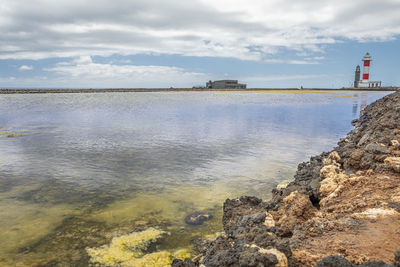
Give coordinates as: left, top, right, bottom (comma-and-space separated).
184, 212, 213, 225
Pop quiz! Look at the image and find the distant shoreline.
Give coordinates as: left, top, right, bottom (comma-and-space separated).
0, 88, 398, 94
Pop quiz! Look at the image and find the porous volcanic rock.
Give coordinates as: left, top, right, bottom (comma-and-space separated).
179, 91, 400, 267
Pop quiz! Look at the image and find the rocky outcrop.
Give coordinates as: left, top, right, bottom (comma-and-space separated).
174, 91, 400, 267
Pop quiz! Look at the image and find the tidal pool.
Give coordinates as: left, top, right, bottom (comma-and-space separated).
0, 90, 391, 265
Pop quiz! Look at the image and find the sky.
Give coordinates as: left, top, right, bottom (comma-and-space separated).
1, 0, 400, 88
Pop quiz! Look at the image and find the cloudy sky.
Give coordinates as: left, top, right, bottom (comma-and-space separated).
1, 0, 400, 88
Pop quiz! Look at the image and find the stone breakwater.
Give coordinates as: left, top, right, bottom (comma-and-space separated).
173, 91, 400, 267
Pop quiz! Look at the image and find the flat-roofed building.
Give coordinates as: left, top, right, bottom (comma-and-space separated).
206, 80, 246, 89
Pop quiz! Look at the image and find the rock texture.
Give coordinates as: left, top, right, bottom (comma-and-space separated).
173, 91, 400, 267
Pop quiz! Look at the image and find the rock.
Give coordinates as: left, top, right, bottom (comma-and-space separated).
184, 212, 213, 225
315, 255, 353, 267
365, 143, 390, 154
238, 247, 279, 267
391, 140, 400, 149
199, 92, 400, 267
250, 245, 288, 267
358, 131, 372, 146
351, 149, 364, 161
264, 212, 276, 228
384, 157, 400, 173
359, 261, 393, 267
394, 248, 400, 267
222, 196, 264, 234
171, 258, 197, 267
237, 213, 266, 227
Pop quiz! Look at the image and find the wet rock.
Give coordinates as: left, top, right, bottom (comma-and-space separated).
184, 212, 213, 225
315, 255, 353, 267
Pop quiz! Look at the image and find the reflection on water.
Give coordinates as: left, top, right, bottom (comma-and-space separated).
0, 91, 391, 265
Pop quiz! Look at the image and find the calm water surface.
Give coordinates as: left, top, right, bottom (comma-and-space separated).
0, 91, 390, 265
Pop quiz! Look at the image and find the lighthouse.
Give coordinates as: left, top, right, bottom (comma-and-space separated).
362, 53, 371, 80
354, 53, 381, 88
354, 65, 360, 87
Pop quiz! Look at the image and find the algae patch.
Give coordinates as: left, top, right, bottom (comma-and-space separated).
86, 227, 191, 266
5, 133, 23, 137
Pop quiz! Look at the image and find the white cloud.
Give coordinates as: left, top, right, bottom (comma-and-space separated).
0, 0, 399, 61
243, 74, 330, 82
42, 56, 207, 88
18, 65, 33, 71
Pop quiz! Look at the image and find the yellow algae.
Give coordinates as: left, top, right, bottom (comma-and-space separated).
125, 249, 190, 267
5, 133, 23, 137
86, 228, 166, 265
204, 232, 225, 241
333, 95, 355, 98
86, 228, 191, 266
168, 89, 332, 94
0, 130, 8, 134
173, 248, 191, 260
126, 251, 173, 266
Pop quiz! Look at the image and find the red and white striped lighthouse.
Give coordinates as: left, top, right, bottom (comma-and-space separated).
362, 52, 371, 81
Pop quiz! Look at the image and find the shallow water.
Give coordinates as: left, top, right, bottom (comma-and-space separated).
0, 91, 391, 265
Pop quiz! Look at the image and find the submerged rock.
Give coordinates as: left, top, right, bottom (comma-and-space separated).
184, 211, 213, 225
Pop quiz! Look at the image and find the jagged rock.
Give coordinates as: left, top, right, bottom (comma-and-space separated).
200, 91, 400, 267
222, 196, 264, 234
365, 143, 390, 154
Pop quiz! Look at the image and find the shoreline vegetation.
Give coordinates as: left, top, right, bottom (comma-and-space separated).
0, 88, 399, 94
173, 91, 400, 266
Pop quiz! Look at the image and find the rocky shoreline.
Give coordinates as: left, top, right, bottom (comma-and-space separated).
174, 91, 400, 266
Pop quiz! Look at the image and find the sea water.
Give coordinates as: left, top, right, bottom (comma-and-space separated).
0, 91, 391, 265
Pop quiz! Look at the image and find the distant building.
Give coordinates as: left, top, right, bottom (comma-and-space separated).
354, 53, 381, 88
206, 80, 246, 89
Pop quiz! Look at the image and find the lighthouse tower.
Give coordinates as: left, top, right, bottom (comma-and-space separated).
354, 65, 360, 87
354, 53, 381, 88
362, 53, 371, 81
